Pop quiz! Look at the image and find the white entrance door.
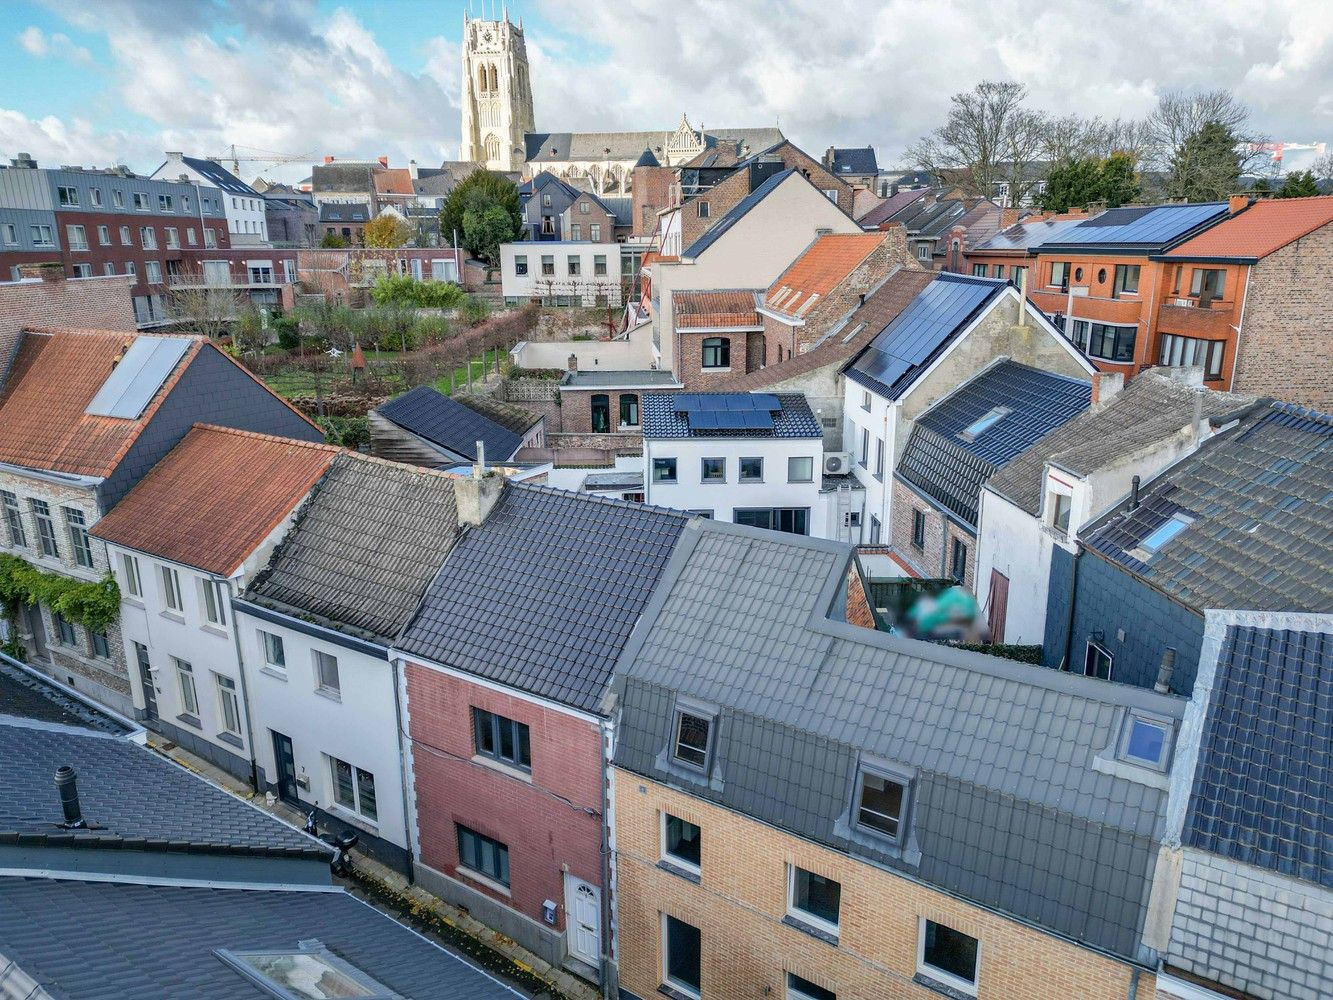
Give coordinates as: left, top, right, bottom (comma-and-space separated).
564, 875, 600, 967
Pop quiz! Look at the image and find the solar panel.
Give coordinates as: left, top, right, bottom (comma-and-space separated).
685, 408, 774, 431
85, 336, 193, 419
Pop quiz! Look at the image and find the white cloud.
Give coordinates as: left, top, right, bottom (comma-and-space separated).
16, 24, 93, 65
18, 26, 47, 55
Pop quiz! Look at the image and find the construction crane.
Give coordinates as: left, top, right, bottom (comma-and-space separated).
205, 144, 337, 182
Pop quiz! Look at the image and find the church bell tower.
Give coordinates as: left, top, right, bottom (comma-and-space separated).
460, 10, 535, 172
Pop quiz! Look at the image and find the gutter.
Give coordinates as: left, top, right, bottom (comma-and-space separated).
226, 575, 262, 792
1228, 264, 1252, 390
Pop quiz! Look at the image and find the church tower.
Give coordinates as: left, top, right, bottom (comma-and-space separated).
460, 10, 535, 173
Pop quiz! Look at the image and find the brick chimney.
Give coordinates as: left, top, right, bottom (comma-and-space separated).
1228, 194, 1252, 214
324, 155, 335, 164
455, 442, 505, 527
377, 155, 389, 168
567, 353, 578, 372
1091, 371, 1124, 410
17, 263, 64, 283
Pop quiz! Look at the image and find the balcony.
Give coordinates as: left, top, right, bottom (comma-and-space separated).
1030, 288, 1144, 325
169, 272, 286, 289
1156, 301, 1235, 339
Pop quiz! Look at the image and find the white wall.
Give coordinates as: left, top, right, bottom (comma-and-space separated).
973, 490, 1068, 645
236, 611, 407, 851
501, 243, 624, 305
514, 322, 655, 371
842, 379, 898, 545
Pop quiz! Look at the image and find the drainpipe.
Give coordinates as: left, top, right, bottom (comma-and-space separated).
1061, 545, 1081, 672
1228, 266, 1251, 389
599, 716, 614, 999
226, 576, 262, 792
391, 654, 417, 884
1126, 968, 1140, 1000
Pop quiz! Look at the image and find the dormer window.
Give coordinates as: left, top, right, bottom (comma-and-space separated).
854, 766, 910, 841
672, 709, 713, 770
959, 406, 1011, 442
1119, 712, 1172, 771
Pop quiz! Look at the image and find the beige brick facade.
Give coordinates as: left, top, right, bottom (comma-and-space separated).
614, 772, 1156, 1000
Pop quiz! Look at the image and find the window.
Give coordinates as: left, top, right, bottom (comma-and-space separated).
579, 201, 591, 215
160, 565, 183, 612
1011, 264, 1028, 288
590, 223, 602, 241
165, 226, 179, 249
950, 537, 967, 583
593, 253, 607, 275
695, 457, 725, 484
991, 264, 1005, 278
971, 263, 987, 277
859, 428, 870, 468
63, 508, 93, 568
473, 708, 532, 770
313, 649, 340, 697
1050, 261, 1070, 290
97, 224, 110, 246
71, 263, 92, 279
662, 915, 702, 996
29, 225, 54, 246
911, 509, 926, 549
960, 406, 1011, 441
919, 919, 979, 994
260, 630, 286, 670
514, 254, 528, 276
788, 456, 813, 483
144, 261, 163, 284
102, 263, 114, 276
697, 200, 711, 219
31, 500, 59, 558
331, 756, 378, 822
65, 224, 89, 251
119, 552, 141, 597
916, 243, 931, 261
186, 227, 197, 246
124, 261, 135, 277
201, 579, 226, 626
540, 215, 555, 235
672, 710, 712, 769
542, 193, 552, 207
1, 224, 15, 245
119, 225, 131, 245
175, 658, 199, 716
1190, 267, 1226, 300
112, 189, 124, 208
590, 393, 611, 434
91, 630, 110, 658
1050, 492, 1072, 535
1113, 264, 1140, 298
218, 944, 399, 999
53, 613, 77, 646
788, 974, 836, 1000
57, 185, 79, 207
567, 256, 581, 276
1159, 334, 1225, 379
181, 195, 190, 213
662, 813, 701, 871
869, 514, 881, 544
140, 226, 157, 250
1084, 322, 1137, 363
158, 194, 173, 212
540, 254, 555, 276
693, 336, 731, 371
860, 389, 871, 411
874, 437, 884, 478
739, 456, 763, 483
855, 767, 908, 840
619, 393, 639, 428
457, 823, 509, 885
204, 229, 217, 248
570, 224, 582, 241
789, 866, 841, 933
1085, 641, 1113, 680
215, 674, 242, 737
1140, 512, 1191, 553
734, 507, 810, 535
652, 457, 678, 483
1120, 713, 1172, 770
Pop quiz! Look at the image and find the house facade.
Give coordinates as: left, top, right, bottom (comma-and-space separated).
500, 241, 625, 306
154, 152, 270, 245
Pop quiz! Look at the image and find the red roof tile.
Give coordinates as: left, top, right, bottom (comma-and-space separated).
674, 289, 762, 330
92, 425, 339, 575
0, 328, 202, 478
764, 233, 890, 318
373, 169, 415, 196
1165, 196, 1333, 260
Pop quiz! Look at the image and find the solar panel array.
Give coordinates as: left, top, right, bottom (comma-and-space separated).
675, 393, 781, 432
1042, 203, 1227, 247
85, 337, 193, 419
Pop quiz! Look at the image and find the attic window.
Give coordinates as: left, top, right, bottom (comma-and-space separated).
216, 942, 404, 999
1117, 713, 1172, 771
958, 406, 1011, 442
672, 708, 714, 771
853, 764, 911, 842
1139, 513, 1193, 554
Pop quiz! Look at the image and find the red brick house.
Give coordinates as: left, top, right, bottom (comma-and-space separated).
394, 482, 689, 983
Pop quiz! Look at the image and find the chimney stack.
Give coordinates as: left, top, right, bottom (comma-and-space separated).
378, 155, 389, 168
1228, 193, 1252, 214
55, 765, 85, 829
17, 263, 64, 284
1153, 648, 1177, 694
324, 155, 335, 165
567, 353, 578, 372
1130, 475, 1141, 510
1090, 371, 1124, 410
456, 442, 504, 527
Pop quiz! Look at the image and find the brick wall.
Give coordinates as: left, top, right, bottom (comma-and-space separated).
0, 273, 135, 378
680, 169, 752, 252
676, 330, 764, 390
632, 165, 675, 238
846, 565, 877, 629
560, 387, 668, 436
614, 772, 1155, 1000
770, 143, 856, 218
1231, 224, 1333, 410
404, 662, 606, 934
886, 479, 977, 590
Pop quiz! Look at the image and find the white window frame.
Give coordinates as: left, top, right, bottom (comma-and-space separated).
660, 913, 702, 999
160, 565, 183, 613
1085, 641, 1113, 680
1118, 711, 1173, 771
66, 224, 87, 251
200, 578, 227, 627
97, 224, 110, 246
313, 648, 341, 699
120, 552, 142, 598
328, 754, 377, 823
660, 811, 702, 874
671, 708, 713, 770
174, 657, 199, 716
852, 764, 910, 843
916, 917, 980, 995
786, 864, 841, 937
215, 673, 242, 737
260, 630, 287, 673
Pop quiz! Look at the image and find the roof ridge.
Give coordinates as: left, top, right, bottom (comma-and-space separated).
337, 448, 465, 482
511, 480, 691, 520
189, 422, 342, 453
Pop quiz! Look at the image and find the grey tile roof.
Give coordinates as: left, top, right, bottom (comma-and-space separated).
524, 127, 784, 164
1038, 203, 1229, 251
561, 369, 681, 388
613, 519, 1184, 960
831, 147, 878, 176
311, 162, 379, 193
987, 372, 1256, 516
897, 361, 1090, 527
843, 273, 1009, 399
318, 201, 370, 223
0, 722, 322, 857
396, 484, 688, 713
0, 659, 131, 734
378, 386, 527, 461
245, 453, 462, 643
0, 877, 522, 999
642, 392, 823, 440
1184, 624, 1333, 887
181, 155, 257, 195
682, 168, 796, 259
1083, 402, 1333, 613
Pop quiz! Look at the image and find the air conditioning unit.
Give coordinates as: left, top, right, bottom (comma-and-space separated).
824, 452, 851, 475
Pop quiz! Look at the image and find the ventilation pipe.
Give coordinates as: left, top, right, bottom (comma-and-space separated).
55, 765, 85, 829
1130, 475, 1141, 511
1154, 648, 1177, 694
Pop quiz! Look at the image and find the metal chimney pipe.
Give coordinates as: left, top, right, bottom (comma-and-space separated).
55, 765, 85, 828
1154, 648, 1177, 694
1130, 475, 1141, 510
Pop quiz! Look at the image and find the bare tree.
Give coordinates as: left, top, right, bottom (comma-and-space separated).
906, 81, 1036, 199
999, 107, 1053, 207
1146, 89, 1265, 169
1311, 151, 1333, 181
169, 280, 243, 340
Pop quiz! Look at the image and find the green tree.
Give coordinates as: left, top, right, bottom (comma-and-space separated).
364, 213, 413, 248
1167, 121, 1243, 202
1039, 157, 1103, 212
320, 232, 347, 248
1099, 151, 1141, 207
1250, 177, 1274, 193
1276, 170, 1320, 198
439, 170, 522, 265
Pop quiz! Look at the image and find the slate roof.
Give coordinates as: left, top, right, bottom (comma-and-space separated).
1083, 402, 1333, 613
1184, 623, 1333, 887
973, 213, 1101, 253
859, 187, 930, 228
0, 877, 522, 1000
987, 372, 1256, 516
897, 361, 1090, 527
377, 385, 528, 462
0, 658, 131, 734
311, 162, 379, 194
681, 168, 796, 259
717, 268, 935, 392
674, 289, 763, 330
614, 519, 1184, 961
456, 392, 541, 436
318, 202, 370, 223
642, 392, 823, 440
91, 425, 338, 576
764, 233, 890, 318
599, 195, 633, 228
179, 155, 256, 195
244, 453, 461, 643
1161, 195, 1333, 262
0, 721, 322, 858
634, 148, 660, 168
843, 273, 1010, 399
1039, 203, 1229, 252
396, 484, 688, 713
524, 127, 784, 164
830, 146, 878, 176
0, 329, 201, 478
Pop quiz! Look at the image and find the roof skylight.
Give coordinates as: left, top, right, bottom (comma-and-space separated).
1140, 513, 1193, 553
958, 406, 1011, 442
218, 943, 403, 1000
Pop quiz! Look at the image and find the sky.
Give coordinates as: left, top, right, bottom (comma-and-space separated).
1, 0, 1330, 184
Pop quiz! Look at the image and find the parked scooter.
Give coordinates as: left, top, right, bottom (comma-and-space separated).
304, 808, 359, 877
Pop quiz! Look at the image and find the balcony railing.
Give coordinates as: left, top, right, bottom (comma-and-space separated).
169, 273, 287, 289
1156, 301, 1234, 339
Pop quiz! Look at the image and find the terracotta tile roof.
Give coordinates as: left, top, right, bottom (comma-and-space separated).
763, 233, 890, 318
92, 425, 339, 576
718, 266, 934, 391
674, 289, 762, 330
1163, 196, 1333, 261
373, 169, 415, 196
0, 328, 203, 478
